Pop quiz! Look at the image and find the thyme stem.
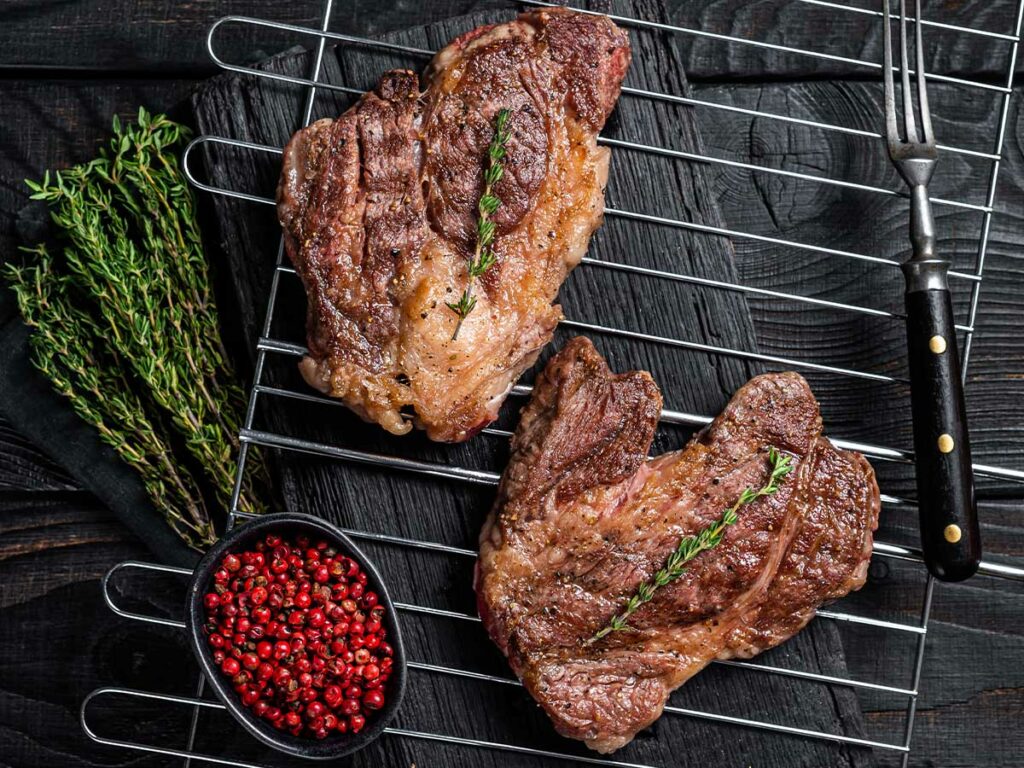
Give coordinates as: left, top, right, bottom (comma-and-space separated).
590, 446, 795, 643
5, 108, 270, 547
5, 249, 216, 548
447, 108, 511, 340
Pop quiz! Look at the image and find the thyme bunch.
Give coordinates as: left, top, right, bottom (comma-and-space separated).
590, 447, 795, 643
447, 108, 512, 340
5, 250, 216, 547
4, 109, 267, 549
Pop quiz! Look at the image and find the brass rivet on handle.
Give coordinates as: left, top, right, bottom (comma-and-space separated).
929, 335, 947, 354
944, 524, 962, 544
938, 434, 955, 453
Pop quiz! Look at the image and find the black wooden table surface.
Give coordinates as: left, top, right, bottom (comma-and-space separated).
1, 1, 1023, 767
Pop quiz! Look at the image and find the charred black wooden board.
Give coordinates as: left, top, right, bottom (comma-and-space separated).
191, 2, 872, 766
5, 0, 1022, 80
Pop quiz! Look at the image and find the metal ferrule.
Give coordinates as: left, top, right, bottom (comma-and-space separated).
903, 184, 948, 292
902, 259, 950, 292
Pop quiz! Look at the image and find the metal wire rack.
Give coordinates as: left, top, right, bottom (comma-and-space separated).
81, 0, 1024, 766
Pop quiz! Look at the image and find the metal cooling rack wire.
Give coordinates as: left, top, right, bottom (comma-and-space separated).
83, 555, 916, 766
179, 131, 1024, 490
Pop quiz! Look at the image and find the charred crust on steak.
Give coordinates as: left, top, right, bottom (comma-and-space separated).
501, 336, 662, 516
277, 8, 631, 442
476, 338, 881, 753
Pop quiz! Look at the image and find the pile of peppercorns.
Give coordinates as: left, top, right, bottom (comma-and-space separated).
202, 533, 393, 739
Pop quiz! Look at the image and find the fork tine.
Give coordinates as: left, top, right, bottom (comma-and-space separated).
915, 0, 935, 144
898, 0, 918, 142
882, 0, 900, 143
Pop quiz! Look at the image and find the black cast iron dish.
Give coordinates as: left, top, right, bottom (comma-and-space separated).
186, 512, 407, 759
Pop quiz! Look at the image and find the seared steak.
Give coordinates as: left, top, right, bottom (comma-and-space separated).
476, 338, 880, 753
277, 9, 631, 441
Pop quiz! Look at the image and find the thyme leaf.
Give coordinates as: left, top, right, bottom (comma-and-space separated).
589, 446, 795, 643
449, 108, 512, 340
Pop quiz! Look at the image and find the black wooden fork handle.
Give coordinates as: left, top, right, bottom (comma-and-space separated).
902, 189, 981, 581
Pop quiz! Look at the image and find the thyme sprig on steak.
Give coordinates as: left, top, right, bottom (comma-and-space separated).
447, 108, 511, 340
590, 446, 794, 643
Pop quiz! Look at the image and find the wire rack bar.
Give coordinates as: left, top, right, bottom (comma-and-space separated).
601, 136, 987, 211
959, 0, 1024, 377
559, 319, 902, 382
793, 0, 1019, 41
110, 551, 1021, 701
108, 548, 925, 647
617, 83, 1000, 161
398, 598, 928, 636
248, 333, 1024, 487
252, 334, 1024, 496
207, 13, 1002, 162
210, 9, 1011, 97
897, 575, 936, 768
406, 660, 911, 750
277, 257, 917, 325
235, 425, 1024, 581
226, 304, 907, 396
96, 561, 918, 746
409, 656, 918, 698
84, 686, 910, 768
577, 257, 966, 327
598, 207, 981, 284
254, 512, 1010, 586
105, 561, 922, 690
247, 376, 897, 469
206, 15, 1002, 163
83, 688, 675, 768
222, 413, 904, 535
181, 134, 983, 283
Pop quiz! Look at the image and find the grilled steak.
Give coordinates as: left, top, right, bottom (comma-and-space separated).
276, 9, 631, 441
476, 338, 880, 753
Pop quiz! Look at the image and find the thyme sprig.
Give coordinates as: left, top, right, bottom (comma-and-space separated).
4, 109, 269, 548
447, 108, 511, 340
590, 447, 795, 643
5, 251, 216, 547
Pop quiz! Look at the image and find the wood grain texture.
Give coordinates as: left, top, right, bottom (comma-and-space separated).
0, 492, 189, 768
1, 0, 1020, 80
667, 0, 1023, 81
691, 79, 1024, 498
0, 420, 76, 492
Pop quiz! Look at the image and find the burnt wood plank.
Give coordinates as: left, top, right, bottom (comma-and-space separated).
0, 418, 77, 491
190, 3, 875, 766
860, 564, 1024, 767
691, 78, 1024, 500
0, 492, 188, 768
1, 0, 1020, 80
0, 0, 487, 74
2, 71, 1023, 768
668, 0, 1022, 81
